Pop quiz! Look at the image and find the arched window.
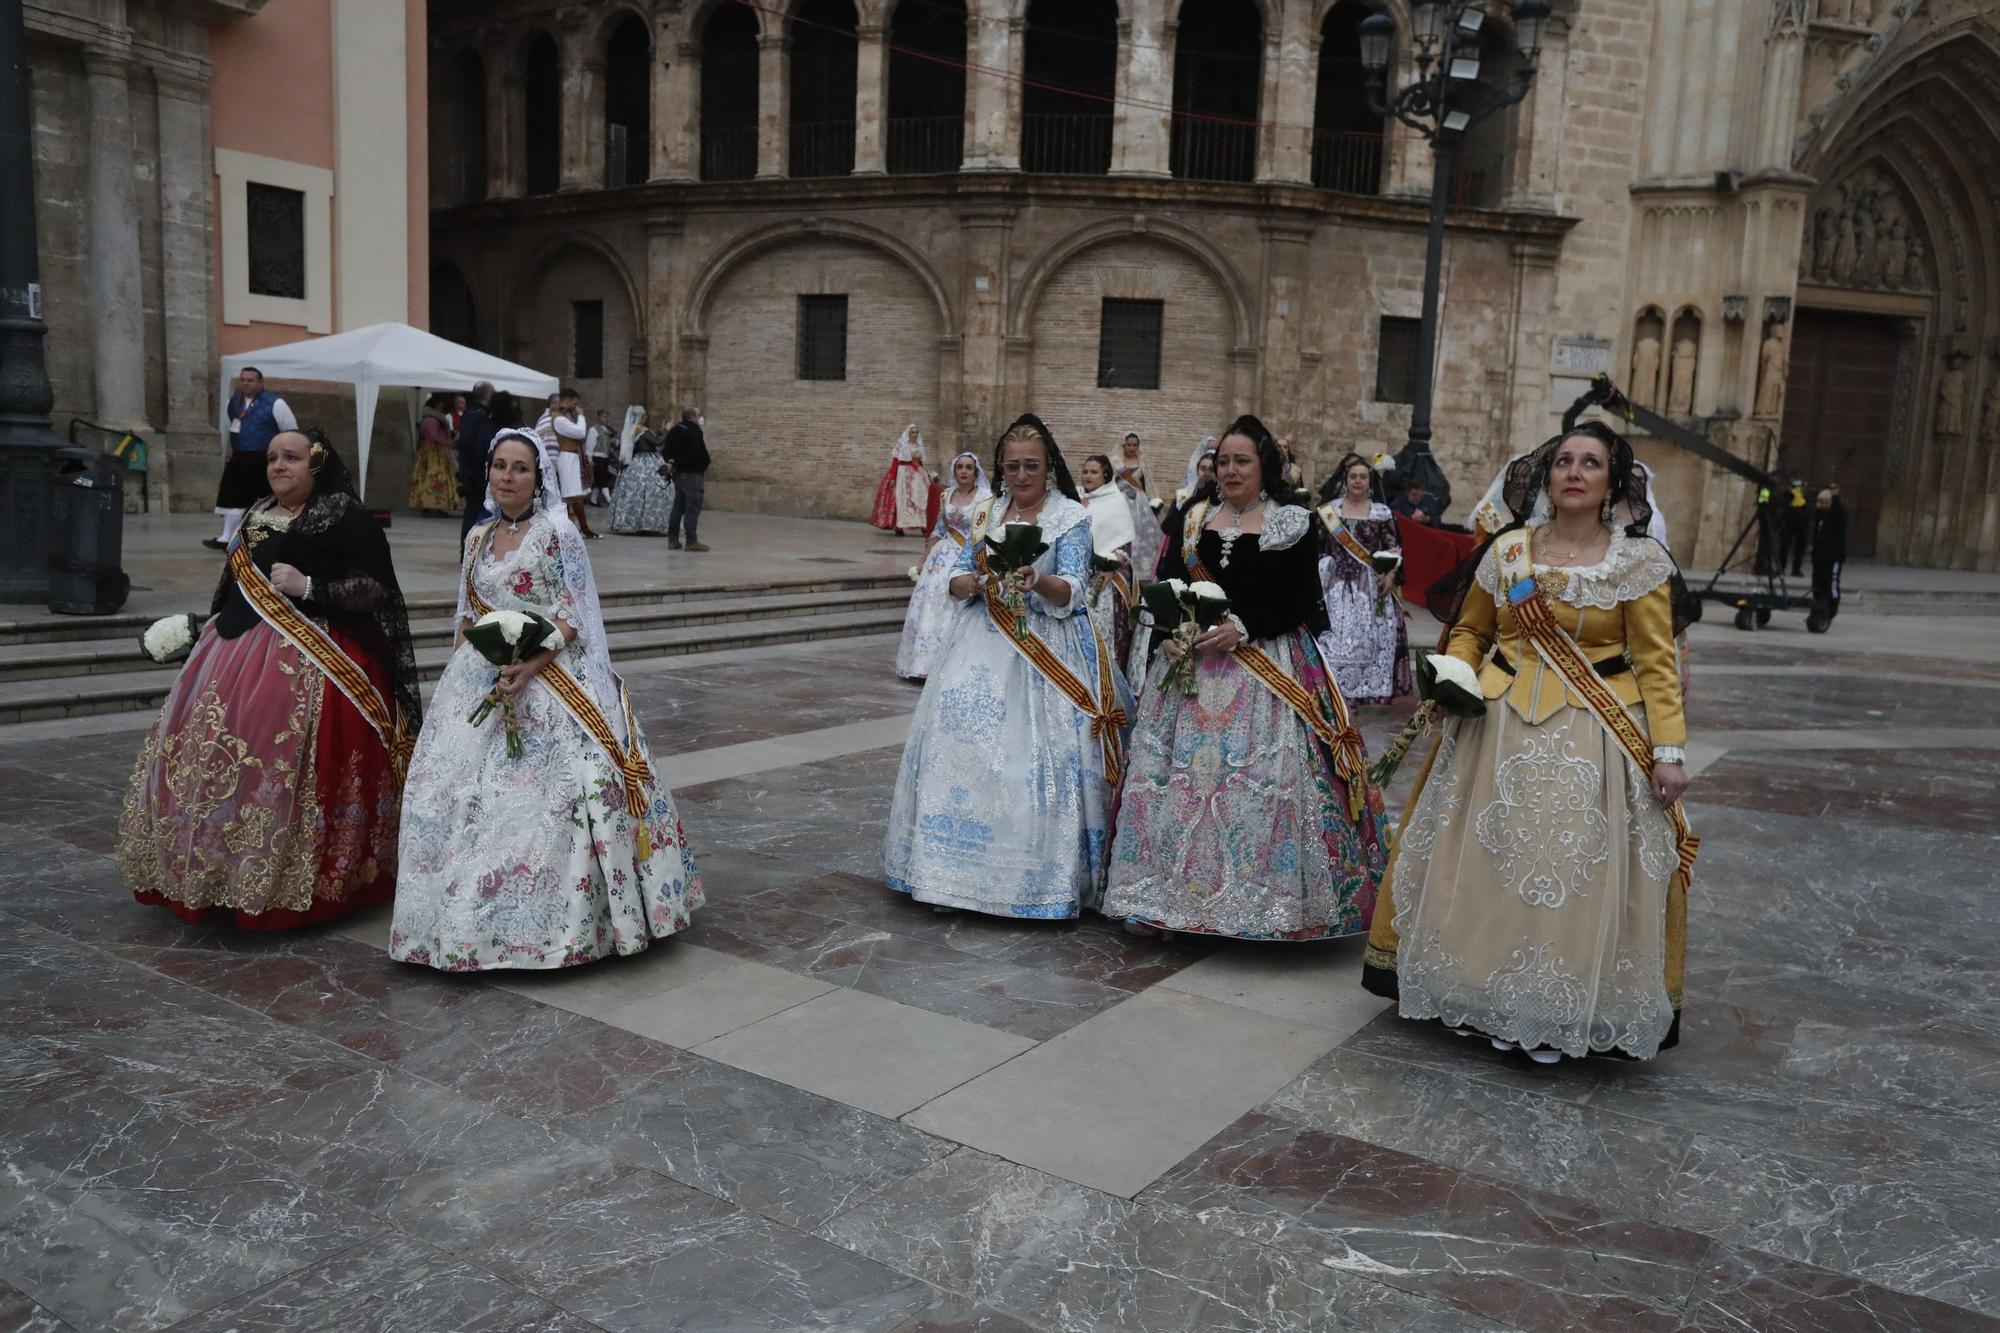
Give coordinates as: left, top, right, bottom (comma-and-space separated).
791, 0, 858, 178
1454, 24, 1515, 207
888, 0, 965, 174
604, 13, 651, 188
1021, 0, 1116, 175
431, 260, 478, 350
524, 33, 560, 195
431, 48, 487, 207
1312, 2, 1384, 193
700, 5, 759, 181
1171, 0, 1262, 183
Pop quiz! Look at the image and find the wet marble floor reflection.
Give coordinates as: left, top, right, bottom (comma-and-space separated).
3, 614, 1999, 1331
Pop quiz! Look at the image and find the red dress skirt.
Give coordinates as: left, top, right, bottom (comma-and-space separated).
119, 618, 403, 928
870, 458, 931, 531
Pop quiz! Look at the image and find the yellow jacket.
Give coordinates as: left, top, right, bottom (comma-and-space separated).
1445, 528, 1686, 747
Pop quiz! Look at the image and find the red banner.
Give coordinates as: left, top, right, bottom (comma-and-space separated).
1393, 516, 1478, 619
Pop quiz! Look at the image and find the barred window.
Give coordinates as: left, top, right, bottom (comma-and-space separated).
246, 183, 306, 300
1375, 315, 1422, 404
1097, 299, 1163, 390
797, 295, 849, 381
572, 300, 604, 380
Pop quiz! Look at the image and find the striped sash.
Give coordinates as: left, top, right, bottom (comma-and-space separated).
1498, 533, 1699, 892
227, 542, 413, 781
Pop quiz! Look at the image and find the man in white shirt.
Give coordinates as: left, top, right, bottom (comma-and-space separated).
537, 387, 596, 538
207, 366, 300, 550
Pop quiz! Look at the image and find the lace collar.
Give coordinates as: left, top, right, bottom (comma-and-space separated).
1477, 524, 1675, 609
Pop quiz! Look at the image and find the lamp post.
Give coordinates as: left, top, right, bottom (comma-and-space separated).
1358, 0, 1549, 513
0, 0, 60, 603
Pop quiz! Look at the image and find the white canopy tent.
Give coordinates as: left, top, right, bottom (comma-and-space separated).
218, 322, 559, 500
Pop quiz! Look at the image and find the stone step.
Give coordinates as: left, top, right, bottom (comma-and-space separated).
0, 586, 912, 682
0, 606, 910, 726
0, 571, 909, 646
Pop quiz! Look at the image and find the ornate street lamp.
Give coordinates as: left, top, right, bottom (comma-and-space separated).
1358, 0, 1549, 512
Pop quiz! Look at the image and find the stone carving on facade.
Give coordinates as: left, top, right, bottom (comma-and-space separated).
1668, 335, 1699, 416
1754, 326, 1789, 418
1802, 164, 1927, 291
1936, 355, 1968, 438
1631, 332, 1662, 409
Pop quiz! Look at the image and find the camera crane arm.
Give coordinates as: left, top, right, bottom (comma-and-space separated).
1560, 374, 1776, 492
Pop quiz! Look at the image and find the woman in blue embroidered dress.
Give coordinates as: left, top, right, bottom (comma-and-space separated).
1105, 417, 1389, 941
884, 414, 1132, 919
390, 430, 701, 971
896, 451, 991, 680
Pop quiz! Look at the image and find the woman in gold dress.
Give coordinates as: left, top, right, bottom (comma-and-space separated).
1362, 423, 1698, 1062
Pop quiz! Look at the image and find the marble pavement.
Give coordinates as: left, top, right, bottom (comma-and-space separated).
3, 554, 1998, 1330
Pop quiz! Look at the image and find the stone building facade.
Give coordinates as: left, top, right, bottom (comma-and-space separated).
429, 0, 1997, 569
25, 0, 428, 512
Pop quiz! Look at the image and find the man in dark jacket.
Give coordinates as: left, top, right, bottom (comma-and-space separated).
1807, 487, 1847, 631
458, 381, 497, 543
662, 408, 711, 551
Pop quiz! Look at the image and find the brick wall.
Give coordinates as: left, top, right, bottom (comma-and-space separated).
512, 246, 644, 418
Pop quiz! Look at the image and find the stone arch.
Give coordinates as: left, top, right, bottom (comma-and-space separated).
509, 237, 648, 407
683, 217, 956, 339
431, 257, 479, 350
1010, 216, 1253, 346
593, 1, 651, 48
687, 0, 772, 42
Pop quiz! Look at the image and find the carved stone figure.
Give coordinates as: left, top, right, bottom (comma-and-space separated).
1937, 362, 1967, 438
1832, 212, 1860, 281
1754, 328, 1788, 418
1812, 206, 1839, 279
1668, 337, 1699, 416
1853, 206, 1879, 284
1879, 217, 1909, 287
1904, 237, 1927, 290
1631, 334, 1663, 407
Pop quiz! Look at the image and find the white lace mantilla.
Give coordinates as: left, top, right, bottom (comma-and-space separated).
1259, 504, 1311, 551
1475, 526, 1675, 610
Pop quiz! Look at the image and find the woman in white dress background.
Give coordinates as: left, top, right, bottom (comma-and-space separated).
896, 451, 991, 680
391, 429, 701, 971
1079, 453, 1139, 671
884, 414, 1132, 919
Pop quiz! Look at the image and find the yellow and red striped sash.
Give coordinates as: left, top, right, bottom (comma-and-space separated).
982, 584, 1127, 787
463, 527, 653, 825
1322, 508, 1381, 573
228, 541, 413, 782
1498, 533, 1699, 890
1184, 537, 1372, 818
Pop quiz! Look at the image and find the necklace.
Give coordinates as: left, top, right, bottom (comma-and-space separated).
1005, 492, 1046, 525
1215, 496, 1265, 569
1540, 524, 1604, 566
499, 506, 532, 536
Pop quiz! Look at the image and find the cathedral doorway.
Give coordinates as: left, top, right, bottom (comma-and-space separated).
1779, 307, 1904, 558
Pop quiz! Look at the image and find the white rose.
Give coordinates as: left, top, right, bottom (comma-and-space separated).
141, 615, 193, 660
907, 565, 921, 582
1426, 653, 1481, 696
1187, 580, 1227, 601
1165, 578, 1189, 595
477, 609, 531, 645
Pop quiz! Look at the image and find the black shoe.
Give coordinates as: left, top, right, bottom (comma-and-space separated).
202, 538, 227, 550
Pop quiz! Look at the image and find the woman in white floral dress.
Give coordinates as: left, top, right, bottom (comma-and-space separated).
390, 430, 701, 971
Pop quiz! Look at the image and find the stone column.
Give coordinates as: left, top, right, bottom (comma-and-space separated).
854, 23, 887, 173
654, 30, 697, 181
154, 68, 215, 512
963, 9, 1019, 170
1255, 221, 1312, 410
956, 207, 1013, 442
1503, 18, 1567, 210
559, 21, 603, 190
82, 50, 150, 433
645, 218, 684, 412
1113, 12, 1172, 176
484, 32, 523, 198
1260, 17, 1312, 185
756, 34, 790, 178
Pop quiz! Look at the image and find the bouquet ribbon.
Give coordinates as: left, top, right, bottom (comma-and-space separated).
464, 530, 654, 834
229, 541, 412, 783
981, 583, 1127, 787
1498, 532, 1699, 900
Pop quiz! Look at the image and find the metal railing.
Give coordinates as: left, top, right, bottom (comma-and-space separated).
1311, 128, 1384, 195
1170, 115, 1257, 183
790, 119, 856, 179
887, 115, 964, 175
1021, 112, 1113, 175
700, 126, 757, 181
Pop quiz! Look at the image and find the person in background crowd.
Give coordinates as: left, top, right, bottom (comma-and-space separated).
408, 392, 459, 517
1390, 477, 1443, 526
1078, 453, 1139, 669
1116, 432, 1150, 496
539, 387, 597, 539
611, 408, 676, 536
457, 382, 498, 543
1317, 452, 1413, 706
1782, 478, 1812, 577
1275, 436, 1307, 495
663, 407, 711, 552
208, 366, 297, 550
871, 424, 933, 537
1808, 486, 1847, 631
449, 393, 466, 435
587, 407, 617, 507
896, 450, 991, 681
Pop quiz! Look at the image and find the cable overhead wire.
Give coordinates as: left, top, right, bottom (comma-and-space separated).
716, 0, 1364, 134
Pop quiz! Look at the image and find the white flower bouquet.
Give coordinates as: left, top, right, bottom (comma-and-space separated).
1369, 651, 1489, 787
907, 565, 922, 583
1370, 549, 1403, 615
139, 613, 202, 665
463, 607, 562, 758
1140, 578, 1233, 696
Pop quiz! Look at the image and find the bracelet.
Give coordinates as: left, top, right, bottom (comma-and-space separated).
300, 576, 312, 603
1652, 744, 1685, 765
